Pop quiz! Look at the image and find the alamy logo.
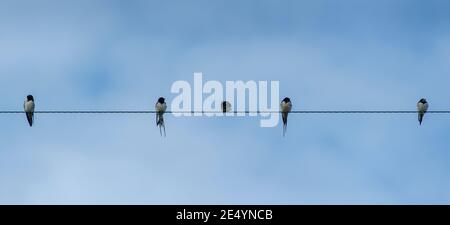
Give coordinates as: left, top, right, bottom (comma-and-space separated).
170, 73, 280, 127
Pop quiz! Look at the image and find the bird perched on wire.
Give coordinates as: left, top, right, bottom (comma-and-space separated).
417, 98, 429, 125
155, 97, 167, 137
24, 95, 35, 127
280, 97, 292, 137
221, 101, 231, 114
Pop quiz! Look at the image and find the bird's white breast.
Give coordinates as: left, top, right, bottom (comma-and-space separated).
417, 102, 428, 112
24, 101, 35, 113
155, 102, 167, 113
280, 101, 292, 113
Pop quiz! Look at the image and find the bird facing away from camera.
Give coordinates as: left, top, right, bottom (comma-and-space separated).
417, 98, 429, 125
221, 101, 231, 114
24, 95, 35, 127
155, 97, 167, 137
280, 97, 292, 137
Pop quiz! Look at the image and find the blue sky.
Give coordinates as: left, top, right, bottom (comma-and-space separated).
1, 0, 450, 204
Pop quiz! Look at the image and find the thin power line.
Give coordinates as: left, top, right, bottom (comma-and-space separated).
0, 111, 450, 114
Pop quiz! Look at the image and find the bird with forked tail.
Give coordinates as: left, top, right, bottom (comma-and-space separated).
155, 97, 167, 137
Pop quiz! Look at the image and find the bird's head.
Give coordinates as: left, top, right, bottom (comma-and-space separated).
27, 95, 34, 101
282, 97, 291, 103
419, 98, 427, 103
158, 97, 165, 104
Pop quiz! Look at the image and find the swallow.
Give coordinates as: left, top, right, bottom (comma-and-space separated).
24, 95, 35, 127
280, 97, 292, 137
417, 98, 429, 125
221, 101, 231, 114
155, 97, 167, 137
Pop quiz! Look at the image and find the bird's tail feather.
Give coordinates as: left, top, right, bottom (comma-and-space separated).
162, 124, 166, 137
157, 114, 166, 137
418, 113, 424, 125
158, 123, 166, 137
282, 112, 288, 137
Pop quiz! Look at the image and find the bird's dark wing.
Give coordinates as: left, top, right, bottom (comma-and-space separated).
282, 112, 288, 125
26, 112, 33, 127
418, 112, 424, 125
